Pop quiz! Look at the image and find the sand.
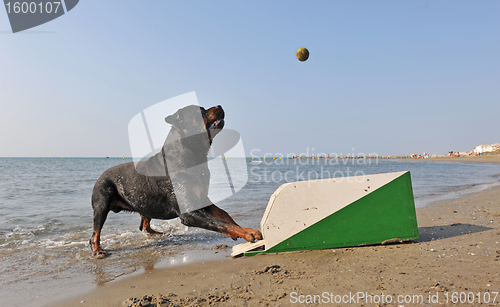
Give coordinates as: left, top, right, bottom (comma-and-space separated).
427, 155, 500, 164
51, 182, 500, 306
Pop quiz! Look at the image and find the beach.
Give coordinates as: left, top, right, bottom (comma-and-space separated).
53, 162, 500, 306
427, 155, 500, 164
4, 2, 499, 306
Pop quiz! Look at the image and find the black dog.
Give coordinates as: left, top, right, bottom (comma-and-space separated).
90, 105, 262, 256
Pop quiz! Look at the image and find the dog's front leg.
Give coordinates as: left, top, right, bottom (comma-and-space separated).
205, 204, 239, 225
180, 208, 262, 242
139, 215, 165, 236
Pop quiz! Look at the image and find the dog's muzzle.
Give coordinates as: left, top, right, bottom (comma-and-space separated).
209, 119, 224, 130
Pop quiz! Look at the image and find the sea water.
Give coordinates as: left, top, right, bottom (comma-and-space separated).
1, 157, 499, 306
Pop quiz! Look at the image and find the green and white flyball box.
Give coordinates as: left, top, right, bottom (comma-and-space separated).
232, 171, 418, 257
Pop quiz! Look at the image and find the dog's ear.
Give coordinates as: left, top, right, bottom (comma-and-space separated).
165, 113, 178, 125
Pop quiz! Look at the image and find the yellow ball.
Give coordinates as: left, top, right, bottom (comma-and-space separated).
296, 47, 309, 62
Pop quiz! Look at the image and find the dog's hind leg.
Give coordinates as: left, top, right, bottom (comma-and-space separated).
139, 215, 165, 236
90, 181, 115, 256
90, 200, 110, 256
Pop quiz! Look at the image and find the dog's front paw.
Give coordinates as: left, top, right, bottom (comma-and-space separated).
242, 228, 263, 243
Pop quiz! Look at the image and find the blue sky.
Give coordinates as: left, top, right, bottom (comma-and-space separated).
1, 1, 499, 157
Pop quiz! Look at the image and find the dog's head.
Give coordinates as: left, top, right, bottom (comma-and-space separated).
165, 105, 225, 143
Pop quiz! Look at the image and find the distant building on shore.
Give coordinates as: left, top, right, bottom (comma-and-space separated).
473, 143, 500, 155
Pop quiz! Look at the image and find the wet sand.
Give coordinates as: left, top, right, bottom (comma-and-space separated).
53, 183, 500, 306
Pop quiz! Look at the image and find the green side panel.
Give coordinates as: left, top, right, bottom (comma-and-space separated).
246, 172, 418, 256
